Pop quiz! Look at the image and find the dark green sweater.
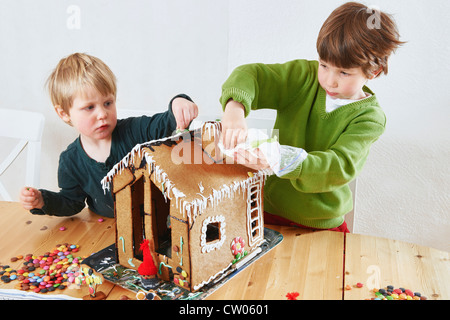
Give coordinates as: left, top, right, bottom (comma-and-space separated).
32, 94, 191, 218
220, 60, 386, 228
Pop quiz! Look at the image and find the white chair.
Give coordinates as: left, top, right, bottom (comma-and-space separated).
0, 109, 45, 201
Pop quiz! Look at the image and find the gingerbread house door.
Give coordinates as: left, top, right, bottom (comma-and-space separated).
149, 179, 172, 258
115, 171, 172, 272
115, 172, 148, 268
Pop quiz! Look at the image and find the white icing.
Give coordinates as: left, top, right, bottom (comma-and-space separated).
202, 121, 222, 141
193, 262, 232, 291
200, 215, 226, 253
246, 181, 264, 247
172, 188, 186, 209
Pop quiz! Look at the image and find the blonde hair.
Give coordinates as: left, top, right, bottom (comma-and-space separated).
46, 53, 117, 114
317, 2, 405, 78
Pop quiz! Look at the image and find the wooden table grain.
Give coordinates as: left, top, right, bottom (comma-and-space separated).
343, 233, 449, 300
208, 227, 345, 300
0, 201, 448, 300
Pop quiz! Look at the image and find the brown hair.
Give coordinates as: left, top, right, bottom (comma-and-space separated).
46, 53, 117, 114
316, 2, 405, 78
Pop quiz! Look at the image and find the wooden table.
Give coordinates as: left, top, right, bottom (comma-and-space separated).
0, 201, 448, 300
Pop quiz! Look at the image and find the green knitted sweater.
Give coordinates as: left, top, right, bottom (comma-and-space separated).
220, 59, 386, 229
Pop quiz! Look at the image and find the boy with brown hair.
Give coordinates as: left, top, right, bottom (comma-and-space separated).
220, 2, 404, 232
20, 52, 198, 218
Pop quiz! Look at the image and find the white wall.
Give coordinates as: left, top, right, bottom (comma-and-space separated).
0, 0, 448, 251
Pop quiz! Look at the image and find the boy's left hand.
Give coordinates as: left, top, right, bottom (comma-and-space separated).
171, 97, 199, 130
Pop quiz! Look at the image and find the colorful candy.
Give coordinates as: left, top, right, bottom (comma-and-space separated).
0, 243, 84, 294
368, 285, 427, 300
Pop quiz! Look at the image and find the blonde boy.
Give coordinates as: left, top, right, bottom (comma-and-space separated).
220, 2, 404, 231
20, 53, 198, 217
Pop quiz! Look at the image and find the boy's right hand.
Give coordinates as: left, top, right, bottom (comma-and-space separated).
19, 187, 44, 210
220, 100, 248, 150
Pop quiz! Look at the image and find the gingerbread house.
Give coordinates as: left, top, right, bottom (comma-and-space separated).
101, 122, 268, 292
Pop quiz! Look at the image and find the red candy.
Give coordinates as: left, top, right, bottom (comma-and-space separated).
405, 289, 414, 297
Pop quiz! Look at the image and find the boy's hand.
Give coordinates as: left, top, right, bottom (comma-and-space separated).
171, 97, 199, 130
19, 187, 44, 210
221, 100, 248, 150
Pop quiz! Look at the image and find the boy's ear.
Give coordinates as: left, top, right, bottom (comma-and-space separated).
370, 67, 383, 79
54, 105, 72, 124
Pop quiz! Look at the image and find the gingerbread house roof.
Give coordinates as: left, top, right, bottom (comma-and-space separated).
101, 129, 269, 226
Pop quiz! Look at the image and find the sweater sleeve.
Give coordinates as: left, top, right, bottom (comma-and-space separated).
134, 93, 194, 142
286, 114, 386, 192
31, 156, 87, 217
220, 60, 315, 116
31, 189, 86, 217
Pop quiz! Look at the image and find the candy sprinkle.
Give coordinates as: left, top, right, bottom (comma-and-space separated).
369, 285, 427, 300
286, 292, 300, 300
0, 243, 84, 294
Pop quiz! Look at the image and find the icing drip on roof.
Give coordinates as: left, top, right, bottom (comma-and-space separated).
100, 129, 270, 225
100, 132, 184, 192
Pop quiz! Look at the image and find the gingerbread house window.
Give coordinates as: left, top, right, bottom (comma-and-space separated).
206, 222, 220, 243
201, 215, 226, 253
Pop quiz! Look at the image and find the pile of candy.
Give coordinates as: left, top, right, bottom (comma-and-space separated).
371, 285, 427, 300
0, 243, 85, 294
